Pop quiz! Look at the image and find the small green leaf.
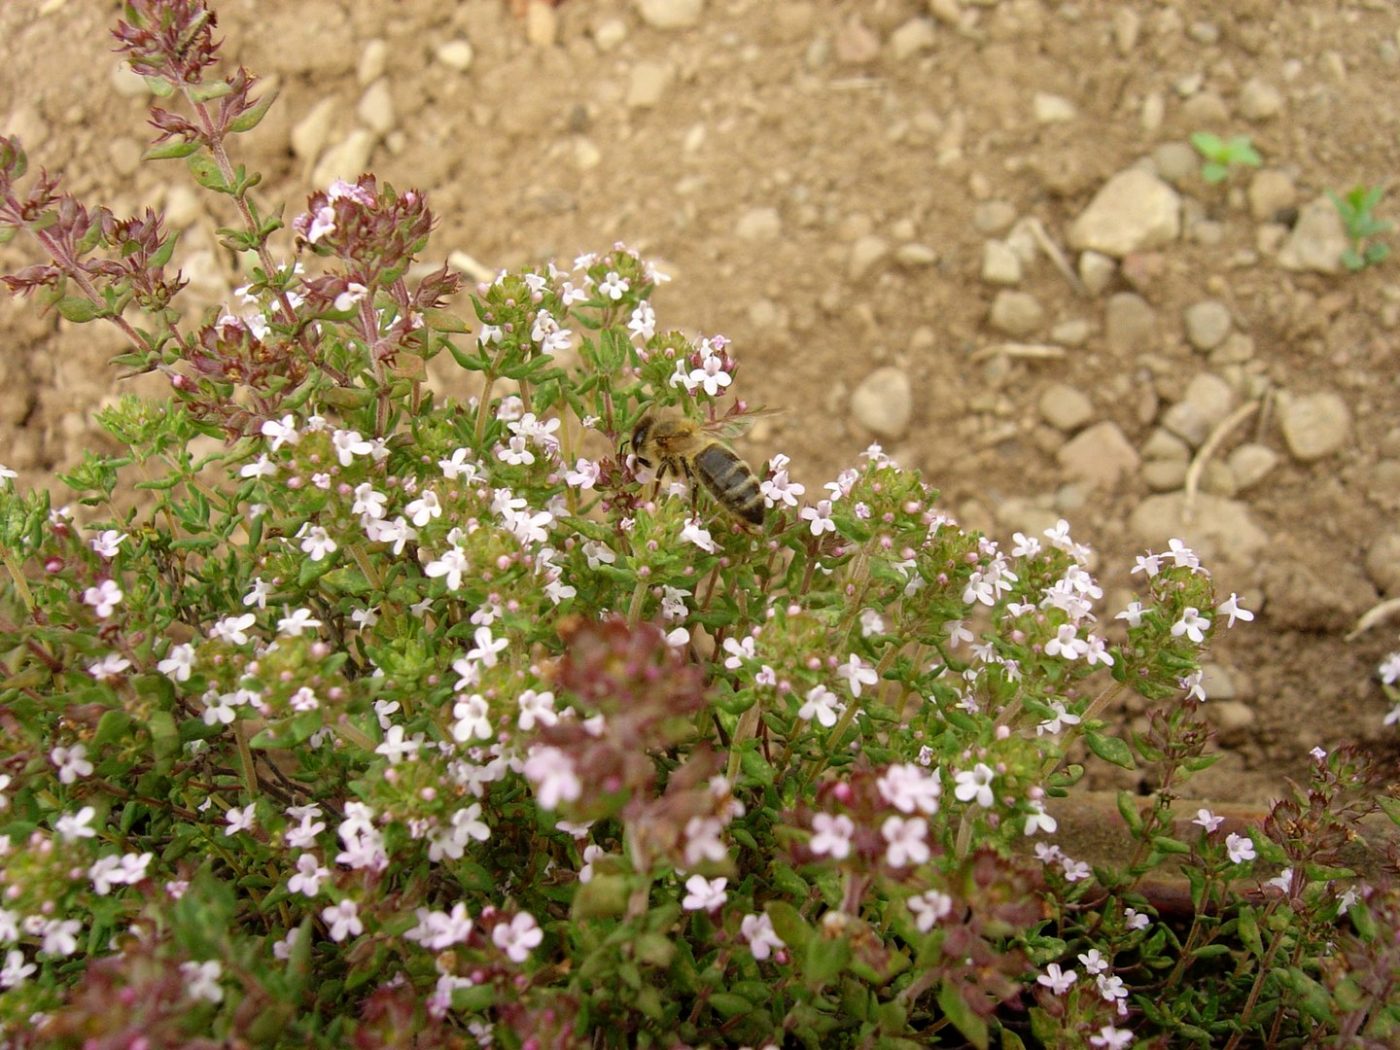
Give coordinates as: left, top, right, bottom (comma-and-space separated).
143, 140, 200, 162
187, 153, 229, 193
1085, 730, 1135, 770
708, 992, 754, 1018
938, 981, 989, 1050
55, 296, 99, 323
803, 935, 850, 987
93, 709, 134, 746
229, 87, 279, 133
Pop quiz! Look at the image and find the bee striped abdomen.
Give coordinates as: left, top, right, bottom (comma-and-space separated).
695, 444, 764, 525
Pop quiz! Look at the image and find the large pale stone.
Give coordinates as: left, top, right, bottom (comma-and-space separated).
1068, 168, 1182, 258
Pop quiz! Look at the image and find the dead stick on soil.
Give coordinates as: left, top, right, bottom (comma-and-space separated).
1025, 218, 1087, 296
1183, 401, 1260, 523
1346, 597, 1400, 642
968, 342, 1067, 363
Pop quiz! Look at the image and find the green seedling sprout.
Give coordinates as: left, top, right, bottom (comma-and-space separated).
1329, 184, 1392, 271
1189, 131, 1262, 184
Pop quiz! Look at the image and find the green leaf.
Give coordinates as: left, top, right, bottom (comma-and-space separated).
143, 140, 201, 161
187, 153, 229, 193
93, 709, 134, 746
938, 981, 989, 1050
708, 992, 754, 1018
1085, 730, 1135, 769
229, 87, 280, 133
766, 900, 812, 951
803, 935, 850, 988
1237, 906, 1263, 958
54, 296, 99, 323
1115, 790, 1144, 833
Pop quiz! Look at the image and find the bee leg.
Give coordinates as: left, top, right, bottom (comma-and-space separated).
682, 461, 700, 517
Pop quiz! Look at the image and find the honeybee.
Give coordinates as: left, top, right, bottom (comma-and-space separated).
626, 408, 771, 526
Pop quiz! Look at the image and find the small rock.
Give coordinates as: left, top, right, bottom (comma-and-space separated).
1051, 319, 1091, 346
1211, 332, 1256, 365
1141, 91, 1165, 132
435, 39, 475, 72
848, 235, 890, 280
889, 17, 936, 60
988, 291, 1044, 337
1247, 169, 1297, 222
573, 138, 602, 170
894, 243, 939, 267
1210, 700, 1254, 745
1181, 91, 1229, 125
1161, 402, 1210, 447
1104, 292, 1157, 353
1188, 21, 1220, 45
973, 200, 1017, 234
1183, 300, 1233, 351
835, 15, 880, 64
1033, 92, 1077, 123
1113, 8, 1141, 52
627, 61, 673, 108
1069, 168, 1182, 257
735, 207, 782, 241
1142, 428, 1191, 461
1129, 492, 1269, 564
525, 0, 559, 46
1038, 383, 1093, 432
109, 137, 142, 176
1365, 531, 1400, 595
1278, 390, 1352, 461
1239, 77, 1283, 121
357, 79, 395, 135
163, 185, 201, 229
1177, 372, 1236, 433
593, 18, 628, 51
1078, 251, 1116, 295
635, 0, 704, 29
1203, 665, 1241, 703
1278, 196, 1349, 274
1226, 443, 1278, 491
358, 39, 388, 85
851, 367, 913, 439
981, 240, 1022, 285
291, 98, 337, 161
312, 129, 375, 187
1142, 459, 1188, 491
1151, 141, 1199, 184
1056, 421, 1140, 488
110, 60, 151, 98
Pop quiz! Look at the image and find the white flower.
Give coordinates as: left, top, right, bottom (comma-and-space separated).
799, 499, 836, 536
322, 899, 363, 942
331, 429, 373, 466
210, 613, 257, 646
953, 764, 995, 808
55, 806, 98, 843
1024, 802, 1057, 837
1225, 831, 1256, 864
467, 625, 509, 667
882, 815, 930, 868
681, 875, 728, 912
451, 694, 493, 743
797, 684, 840, 728
260, 414, 300, 451
523, 746, 582, 809
51, 744, 94, 784
740, 912, 786, 960
679, 517, 717, 553
517, 689, 558, 732
299, 525, 337, 562
907, 890, 953, 933
288, 854, 330, 897
492, 912, 543, 963
0, 949, 36, 989
225, 805, 256, 836
90, 529, 127, 558
277, 607, 321, 637
425, 545, 470, 591
836, 654, 878, 698
180, 959, 225, 1003
809, 812, 855, 860
405, 489, 443, 527
877, 763, 942, 816
82, 579, 123, 618
1171, 607, 1211, 644
1217, 592, 1255, 629
598, 270, 629, 300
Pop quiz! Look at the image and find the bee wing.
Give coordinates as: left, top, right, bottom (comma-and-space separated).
703, 406, 785, 440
